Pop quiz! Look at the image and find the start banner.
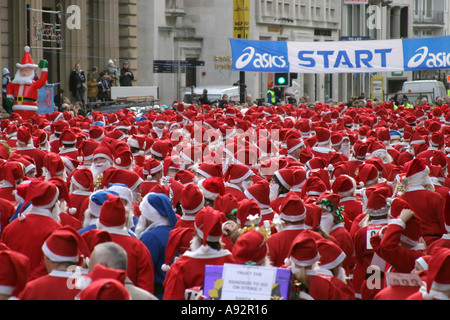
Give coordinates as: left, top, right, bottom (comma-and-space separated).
230, 36, 450, 74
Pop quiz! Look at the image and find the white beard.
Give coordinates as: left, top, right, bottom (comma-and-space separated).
320, 213, 335, 234
335, 266, 347, 284
269, 184, 280, 202
339, 144, 351, 158
190, 236, 202, 252
82, 209, 96, 228
91, 162, 111, 180
135, 215, 148, 239
11, 70, 35, 85
51, 201, 62, 223
154, 127, 164, 138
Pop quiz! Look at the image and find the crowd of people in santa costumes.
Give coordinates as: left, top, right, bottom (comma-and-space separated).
0, 45, 450, 302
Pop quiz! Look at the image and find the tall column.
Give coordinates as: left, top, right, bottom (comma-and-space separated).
89, 0, 120, 73
60, 0, 89, 102
119, 0, 138, 84
390, 6, 401, 39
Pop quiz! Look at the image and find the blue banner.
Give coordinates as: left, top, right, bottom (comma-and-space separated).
403, 36, 450, 71
231, 39, 289, 73
37, 84, 56, 115
231, 36, 450, 74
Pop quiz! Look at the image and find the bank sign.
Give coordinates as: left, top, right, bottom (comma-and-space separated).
231, 36, 450, 74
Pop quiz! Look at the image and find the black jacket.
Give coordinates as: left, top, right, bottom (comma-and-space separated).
120, 68, 135, 87
69, 70, 86, 96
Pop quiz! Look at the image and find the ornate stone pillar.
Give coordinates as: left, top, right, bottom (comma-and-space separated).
89, 0, 120, 73
60, 0, 89, 102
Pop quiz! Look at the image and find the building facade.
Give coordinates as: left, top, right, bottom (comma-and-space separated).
1, 0, 448, 107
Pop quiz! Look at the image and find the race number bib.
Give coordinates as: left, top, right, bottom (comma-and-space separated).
366, 224, 384, 250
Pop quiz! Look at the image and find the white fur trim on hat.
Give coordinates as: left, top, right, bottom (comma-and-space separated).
42, 242, 79, 263
289, 254, 320, 267
182, 198, 205, 214
319, 251, 347, 270
0, 285, 15, 296
280, 211, 306, 223
274, 171, 291, 190
229, 169, 254, 184
194, 224, 221, 243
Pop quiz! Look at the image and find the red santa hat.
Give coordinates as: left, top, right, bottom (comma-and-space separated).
150, 140, 172, 159
315, 127, 331, 146
214, 193, 239, 218
317, 192, 341, 213
223, 164, 254, 184
181, 184, 205, 214
279, 191, 306, 222
404, 158, 431, 188
316, 238, 346, 270
232, 230, 268, 265
77, 139, 100, 162
22, 180, 59, 211
93, 142, 115, 164
70, 168, 94, 192
99, 194, 127, 227
114, 147, 133, 169
286, 231, 320, 267
199, 177, 225, 202
16, 46, 38, 69
236, 198, 261, 229
352, 141, 369, 160
377, 127, 391, 143
332, 175, 357, 194
194, 206, 224, 247
142, 158, 163, 177
286, 137, 305, 154
89, 125, 105, 141
174, 169, 196, 185
81, 263, 127, 290
0, 161, 24, 187
244, 180, 271, 209
0, 250, 30, 297
43, 152, 65, 178
196, 163, 223, 179
365, 187, 392, 216
42, 226, 90, 263
80, 278, 129, 300
274, 167, 295, 190
423, 248, 450, 300
127, 135, 147, 156
101, 168, 142, 191
17, 126, 33, 146
80, 229, 112, 253
162, 228, 196, 271
163, 156, 180, 176
302, 176, 328, 198
60, 128, 78, 145
355, 163, 379, 188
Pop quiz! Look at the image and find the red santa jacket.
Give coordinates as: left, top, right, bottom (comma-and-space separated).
19, 270, 81, 300
163, 246, 233, 300
378, 220, 426, 273
400, 188, 446, 246
6, 70, 48, 108
340, 196, 363, 222
0, 213, 62, 281
267, 228, 323, 267
107, 231, 155, 294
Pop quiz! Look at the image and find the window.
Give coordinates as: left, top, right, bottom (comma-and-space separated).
314, 29, 332, 37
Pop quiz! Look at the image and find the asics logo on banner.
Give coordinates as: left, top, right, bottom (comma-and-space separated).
236, 46, 287, 69
408, 46, 450, 69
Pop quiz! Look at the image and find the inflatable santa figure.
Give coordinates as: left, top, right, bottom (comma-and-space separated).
5, 46, 48, 121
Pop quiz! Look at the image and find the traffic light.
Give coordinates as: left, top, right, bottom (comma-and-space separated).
274, 73, 290, 88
